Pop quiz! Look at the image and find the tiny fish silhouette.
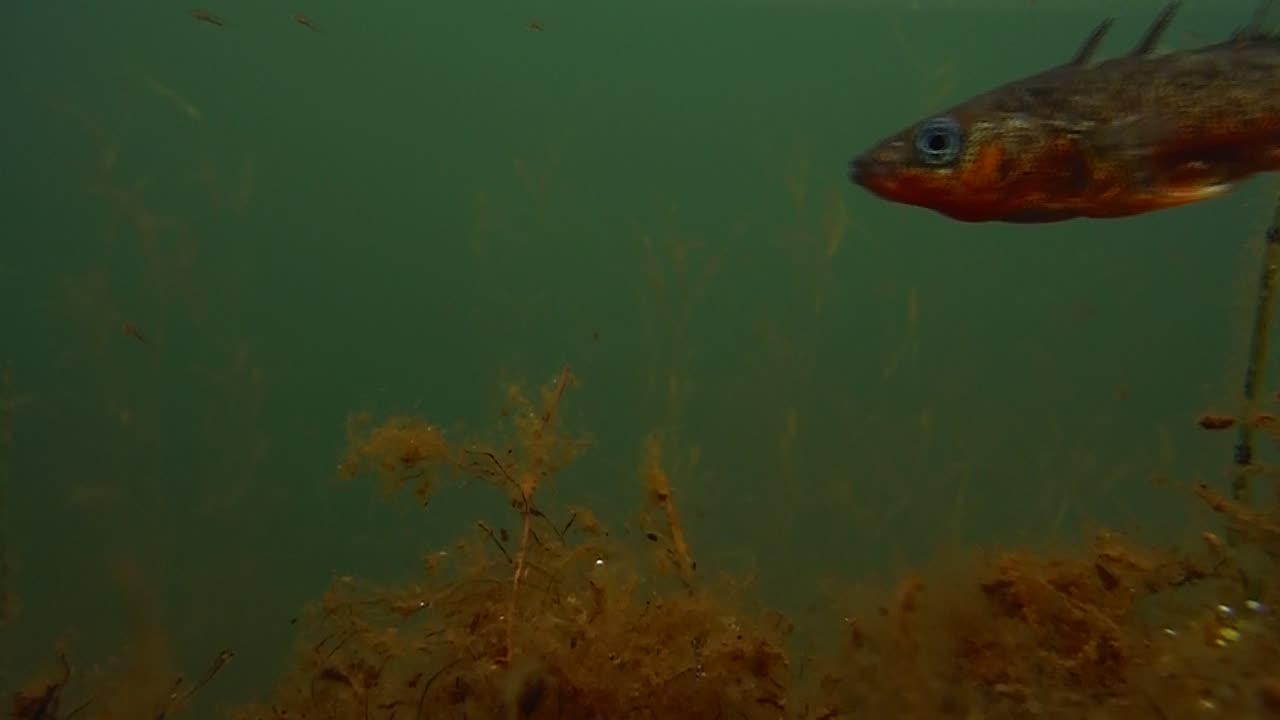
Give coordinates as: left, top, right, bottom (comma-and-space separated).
292, 12, 319, 31
122, 323, 150, 345
188, 8, 225, 27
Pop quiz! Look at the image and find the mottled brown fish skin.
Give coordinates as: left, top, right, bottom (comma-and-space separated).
849, 4, 1280, 223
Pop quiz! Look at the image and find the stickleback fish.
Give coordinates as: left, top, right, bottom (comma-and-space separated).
849, 1, 1280, 223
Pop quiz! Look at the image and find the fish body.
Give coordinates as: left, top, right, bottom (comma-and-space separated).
849, 2, 1280, 222
292, 12, 319, 31
123, 323, 150, 345
188, 8, 225, 27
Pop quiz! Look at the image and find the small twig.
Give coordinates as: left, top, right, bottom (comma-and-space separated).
63, 697, 93, 720
537, 366, 573, 436
477, 521, 512, 564
503, 365, 573, 665
160, 649, 233, 715
530, 507, 566, 543
644, 433, 696, 586
324, 632, 355, 659
416, 660, 460, 720
505, 490, 535, 665
465, 449, 520, 493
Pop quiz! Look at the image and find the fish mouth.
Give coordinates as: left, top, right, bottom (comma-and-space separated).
848, 154, 895, 192
847, 156, 866, 186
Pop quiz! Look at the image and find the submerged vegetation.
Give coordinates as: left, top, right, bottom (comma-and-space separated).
10, 8, 1280, 714
10, 370, 1280, 719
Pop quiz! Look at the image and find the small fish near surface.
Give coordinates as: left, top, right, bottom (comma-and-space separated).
291, 12, 319, 31
188, 8, 226, 27
848, 1, 1280, 223
122, 322, 151, 345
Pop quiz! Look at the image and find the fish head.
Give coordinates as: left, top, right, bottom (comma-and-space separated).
849, 108, 1068, 223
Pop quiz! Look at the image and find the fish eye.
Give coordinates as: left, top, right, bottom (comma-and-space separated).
914, 117, 963, 166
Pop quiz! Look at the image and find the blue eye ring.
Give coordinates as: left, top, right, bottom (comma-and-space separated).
914, 117, 963, 166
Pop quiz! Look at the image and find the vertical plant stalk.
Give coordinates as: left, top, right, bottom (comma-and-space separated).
1232, 194, 1280, 508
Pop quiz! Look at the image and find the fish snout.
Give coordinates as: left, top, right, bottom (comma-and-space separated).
847, 156, 864, 185
848, 153, 893, 189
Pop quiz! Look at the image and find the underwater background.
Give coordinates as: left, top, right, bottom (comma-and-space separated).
3, 0, 1278, 715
